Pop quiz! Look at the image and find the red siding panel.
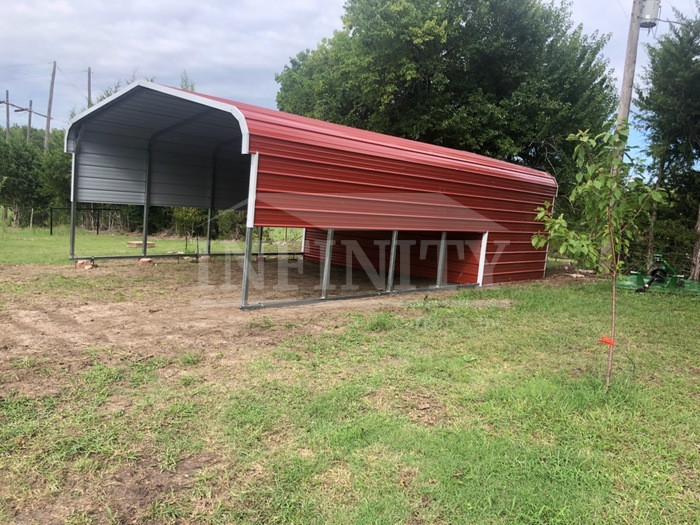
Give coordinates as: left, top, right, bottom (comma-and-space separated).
187, 89, 557, 283
304, 229, 482, 285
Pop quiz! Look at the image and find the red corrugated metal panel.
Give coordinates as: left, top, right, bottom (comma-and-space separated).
304, 229, 482, 285
192, 92, 556, 186
185, 88, 556, 283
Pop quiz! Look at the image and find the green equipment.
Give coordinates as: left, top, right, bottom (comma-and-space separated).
618, 254, 700, 294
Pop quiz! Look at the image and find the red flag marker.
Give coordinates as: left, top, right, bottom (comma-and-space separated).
598, 335, 615, 347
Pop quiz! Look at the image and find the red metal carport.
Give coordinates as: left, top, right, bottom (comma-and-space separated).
65, 81, 557, 308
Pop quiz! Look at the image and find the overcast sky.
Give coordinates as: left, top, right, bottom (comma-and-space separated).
1, 0, 696, 134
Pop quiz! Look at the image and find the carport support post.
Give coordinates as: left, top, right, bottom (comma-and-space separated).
206, 150, 218, 256
386, 230, 398, 292
142, 146, 153, 257
69, 199, 77, 258
241, 227, 255, 307
321, 229, 334, 299
206, 209, 213, 255
436, 231, 447, 288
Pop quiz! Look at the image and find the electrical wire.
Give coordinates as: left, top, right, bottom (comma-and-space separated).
0, 61, 53, 70
615, 0, 629, 20
56, 65, 87, 100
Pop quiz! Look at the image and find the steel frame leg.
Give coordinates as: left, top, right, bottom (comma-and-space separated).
241, 227, 255, 307
436, 231, 447, 287
321, 229, 334, 299
69, 199, 77, 258
386, 230, 398, 292
206, 208, 213, 255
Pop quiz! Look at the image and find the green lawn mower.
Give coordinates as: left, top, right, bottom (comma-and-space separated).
618, 254, 700, 294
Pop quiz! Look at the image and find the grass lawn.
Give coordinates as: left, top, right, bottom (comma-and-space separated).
0, 226, 301, 265
0, 228, 698, 523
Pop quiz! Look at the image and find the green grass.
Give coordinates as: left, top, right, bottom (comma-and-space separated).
0, 225, 302, 265
0, 236, 698, 523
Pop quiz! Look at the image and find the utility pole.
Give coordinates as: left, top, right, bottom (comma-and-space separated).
10, 101, 46, 145
4, 90, 9, 141
87, 66, 92, 108
44, 60, 56, 152
616, 0, 645, 129
26, 100, 32, 143
617, 0, 661, 128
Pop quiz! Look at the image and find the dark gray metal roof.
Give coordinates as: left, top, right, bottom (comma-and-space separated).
66, 81, 251, 209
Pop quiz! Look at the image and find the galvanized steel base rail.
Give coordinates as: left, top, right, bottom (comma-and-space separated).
70, 251, 303, 262
241, 283, 478, 311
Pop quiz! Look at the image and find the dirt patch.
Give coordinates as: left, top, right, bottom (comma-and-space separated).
0, 259, 436, 398
21, 454, 216, 524
366, 388, 449, 427
542, 266, 602, 286
399, 390, 449, 427
0, 259, 539, 520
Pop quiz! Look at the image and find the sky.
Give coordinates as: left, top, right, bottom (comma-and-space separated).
1, 0, 697, 138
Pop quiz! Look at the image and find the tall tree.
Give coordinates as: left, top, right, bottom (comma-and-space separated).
276, 0, 617, 198
637, 7, 700, 279
180, 70, 196, 91
0, 129, 42, 224
533, 128, 661, 388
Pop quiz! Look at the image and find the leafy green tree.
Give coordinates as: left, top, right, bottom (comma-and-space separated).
180, 70, 196, 91
276, 0, 617, 198
0, 130, 42, 224
636, 7, 700, 279
40, 130, 72, 208
533, 128, 662, 388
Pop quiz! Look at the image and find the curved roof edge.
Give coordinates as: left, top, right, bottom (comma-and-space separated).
64, 80, 556, 190
64, 80, 250, 154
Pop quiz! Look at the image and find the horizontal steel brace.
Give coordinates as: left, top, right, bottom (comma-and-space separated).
241, 283, 478, 311
70, 251, 303, 261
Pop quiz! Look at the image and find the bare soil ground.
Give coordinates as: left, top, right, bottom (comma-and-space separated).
0, 259, 597, 400
0, 259, 435, 396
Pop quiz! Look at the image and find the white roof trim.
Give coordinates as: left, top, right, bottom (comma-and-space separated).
64, 79, 250, 154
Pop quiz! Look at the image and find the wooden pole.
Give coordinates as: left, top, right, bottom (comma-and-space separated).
87, 67, 92, 108
5, 90, 9, 141
26, 100, 32, 144
690, 203, 700, 281
44, 61, 56, 152
616, 0, 644, 129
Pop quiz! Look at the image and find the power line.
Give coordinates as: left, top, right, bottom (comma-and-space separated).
615, 0, 629, 20
56, 65, 86, 99
0, 61, 54, 70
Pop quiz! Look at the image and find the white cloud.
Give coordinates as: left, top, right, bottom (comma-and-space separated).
0, 0, 695, 131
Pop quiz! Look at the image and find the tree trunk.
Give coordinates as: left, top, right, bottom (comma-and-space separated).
605, 206, 618, 390
647, 201, 658, 266
647, 158, 665, 266
606, 270, 617, 390
690, 202, 700, 281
